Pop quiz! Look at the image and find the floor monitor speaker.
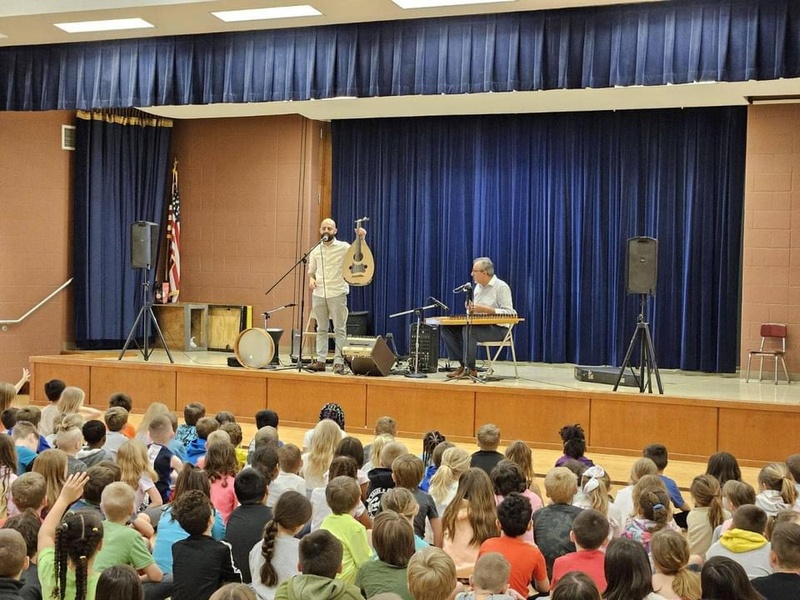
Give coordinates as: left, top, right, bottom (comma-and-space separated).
344, 336, 394, 376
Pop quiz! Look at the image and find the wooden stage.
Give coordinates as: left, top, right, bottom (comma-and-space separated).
29, 351, 800, 467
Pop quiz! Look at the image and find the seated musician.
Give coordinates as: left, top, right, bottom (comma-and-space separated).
441, 257, 516, 379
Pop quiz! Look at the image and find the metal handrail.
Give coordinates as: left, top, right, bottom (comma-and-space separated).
0, 278, 73, 327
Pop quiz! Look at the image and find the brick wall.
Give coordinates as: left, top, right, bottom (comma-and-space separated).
741, 104, 800, 377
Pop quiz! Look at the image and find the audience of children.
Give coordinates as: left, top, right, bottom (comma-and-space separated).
107, 393, 137, 439
1, 509, 41, 600
550, 571, 602, 600
9, 387, 800, 600
95, 565, 144, 600
301, 403, 346, 452
176, 403, 205, 448
362, 416, 396, 467
250, 491, 312, 600
39, 379, 65, 438
0, 527, 29, 598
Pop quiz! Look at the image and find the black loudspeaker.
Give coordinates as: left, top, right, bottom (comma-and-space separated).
344, 336, 394, 376
409, 323, 439, 373
131, 221, 159, 269
626, 237, 658, 295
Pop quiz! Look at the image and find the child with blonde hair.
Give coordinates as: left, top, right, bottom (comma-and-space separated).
650, 529, 701, 600
611, 457, 658, 523
573, 465, 623, 538
117, 439, 161, 511
532, 467, 582, 577
362, 433, 394, 474
470, 424, 503, 476
136, 401, 170, 444
712, 479, 756, 544
0, 435, 17, 519
382, 487, 429, 550
442, 467, 499, 579
206, 440, 240, 524
407, 547, 459, 600
430, 447, 470, 519
31, 449, 68, 516
687, 473, 728, 557
504, 440, 543, 500
301, 420, 342, 493
53, 387, 101, 435
756, 462, 798, 517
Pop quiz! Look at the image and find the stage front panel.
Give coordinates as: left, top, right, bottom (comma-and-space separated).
176, 371, 267, 417
367, 385, 475, 438
268, 377, 368, 431
718, 407, 800, 462
91, 366, 177, 411
32, 362, 91, 404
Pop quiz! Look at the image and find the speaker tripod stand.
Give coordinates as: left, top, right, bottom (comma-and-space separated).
118, 270, 174, 363
614, 294, 662, 394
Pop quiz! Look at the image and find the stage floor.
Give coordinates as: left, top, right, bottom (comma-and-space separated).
108, 349, 798, 407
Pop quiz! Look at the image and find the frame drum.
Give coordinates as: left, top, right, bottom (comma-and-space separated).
234, 328, 275, 369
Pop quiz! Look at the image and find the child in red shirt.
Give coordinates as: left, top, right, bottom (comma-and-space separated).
551, 508, 609, 592
478, 493, 549, 597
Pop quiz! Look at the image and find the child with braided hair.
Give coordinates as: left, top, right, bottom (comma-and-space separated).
37, 472, 105, 600
249, 491, 312, 600
621, 475, 678, 555
419, 430, 446, 492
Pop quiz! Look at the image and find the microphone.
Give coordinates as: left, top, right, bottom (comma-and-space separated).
321, 233, 332, 242
453, 282, 472, 294
429, 297, 449, 312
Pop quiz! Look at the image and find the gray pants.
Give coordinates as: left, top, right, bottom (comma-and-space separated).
312, 294, 348, 364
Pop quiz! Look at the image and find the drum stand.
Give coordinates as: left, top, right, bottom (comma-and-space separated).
614, 294, 663, 394
119, 268, 174, 363
261, 303, 295, 368
390, 301, 439, 378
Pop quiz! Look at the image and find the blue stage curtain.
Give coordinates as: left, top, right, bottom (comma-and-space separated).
332, 107, 746, 373
73, 110, 172, 348
0, 0, 798, 110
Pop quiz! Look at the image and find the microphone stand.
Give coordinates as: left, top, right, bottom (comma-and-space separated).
261, 303, 296, 369
390, 302, 438, 378
450, 286, 484, 384
265, 237, 326, 373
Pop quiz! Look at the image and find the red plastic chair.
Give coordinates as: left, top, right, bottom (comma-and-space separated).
746, 323, 790, 384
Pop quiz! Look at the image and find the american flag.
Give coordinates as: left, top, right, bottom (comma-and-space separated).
167, 159, 181, 303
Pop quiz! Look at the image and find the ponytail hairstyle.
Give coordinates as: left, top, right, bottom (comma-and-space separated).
54, 387, 85, 430
580, 465, 609, 516
759, 462, 798, 506
639, 489, 672, 533
53, 510, 104, 600
259, 491, 311, 587
691, 474, 725, 529
429, 447, 470, 506
204, 441, 240, 485
650, 529, 701, 600
381, 487, 419, 523
421, 431, 446, 468
558, 424, 587, 460
631, 475, 668, 515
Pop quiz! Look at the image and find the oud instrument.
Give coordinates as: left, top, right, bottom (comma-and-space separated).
343, 216, 375, 286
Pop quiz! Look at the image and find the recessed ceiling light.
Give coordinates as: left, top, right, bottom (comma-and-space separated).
212, 5, 322, 23
392, 0, 515, 8
54, 18, 154, 33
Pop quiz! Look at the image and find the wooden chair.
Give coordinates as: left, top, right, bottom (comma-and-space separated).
746, 323, 790, 384
478, 326, 519, 379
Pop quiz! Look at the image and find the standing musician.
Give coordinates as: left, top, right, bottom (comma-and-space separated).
441, 257, 516, 379
307, 218, 367, 374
